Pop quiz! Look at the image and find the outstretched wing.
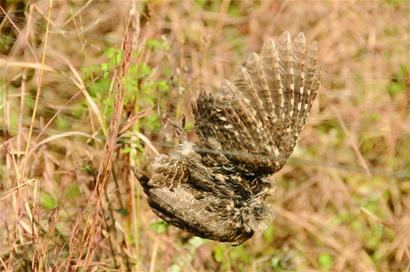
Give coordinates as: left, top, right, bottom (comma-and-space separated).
193, 32, 320, 174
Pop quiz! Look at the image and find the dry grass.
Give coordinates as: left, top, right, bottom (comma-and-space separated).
1, 0, 409, 271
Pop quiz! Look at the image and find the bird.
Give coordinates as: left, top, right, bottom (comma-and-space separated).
138, 32, 320, 245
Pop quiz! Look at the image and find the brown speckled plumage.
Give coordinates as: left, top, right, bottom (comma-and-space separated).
139, 32, 320, 244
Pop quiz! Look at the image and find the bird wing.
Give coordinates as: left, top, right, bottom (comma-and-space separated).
147, 155, 189, 188
192, 32, 320, 174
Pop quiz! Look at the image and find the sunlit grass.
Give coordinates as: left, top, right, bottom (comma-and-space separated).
1, 0, 409, 271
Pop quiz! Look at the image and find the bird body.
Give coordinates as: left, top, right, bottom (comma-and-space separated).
139, 32, 320, 244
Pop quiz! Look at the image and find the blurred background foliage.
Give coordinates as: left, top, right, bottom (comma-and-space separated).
0, 0, 409, 271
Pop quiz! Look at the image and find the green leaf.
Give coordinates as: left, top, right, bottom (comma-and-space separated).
168, 264, 181, 272
150, 220, 169, 234
115, 208, 129, 216
40, 192, 58, 210
188, 236, 205, 249
140, 63, 153, 78
213, 244, 225, 263
387, 82, 405, 96
230, 245, 251, 263
56, 116, 70, 131
387, 63, 408, 97
263, 225, 275, 243
228, 5, 240, 17
146, 38, 170, 51
195, 0, 206, 7
270, 255, 281, 268
318, 253, 333, 270
121, 147, 132, 154
88, 77, 111, 97
81, 164, 96, 175
72, 102, 87, 118
157, 80, 169, 92
64, 183, 81, 199
105, 47, 123, 66
0, 33, 14, 52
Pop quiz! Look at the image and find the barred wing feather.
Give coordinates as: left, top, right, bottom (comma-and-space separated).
193, 32, 320, 174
